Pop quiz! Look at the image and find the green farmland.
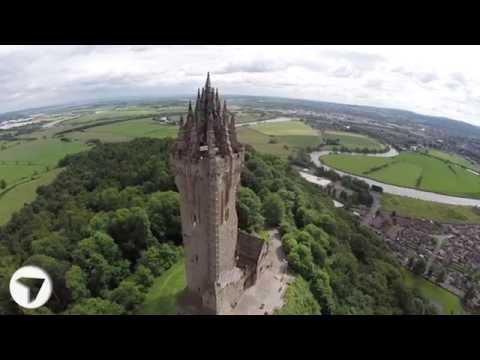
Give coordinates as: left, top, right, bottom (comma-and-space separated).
323, 130, 385, 151
321, 151, 480, 198
251, 120, 318, 136
65, 118, 178, 143
382, 193, 480, 224
0, 138, 89, 187
237, 120, 322, 158
0, 168, 63, 225
426, 148, 480, 171
0, 138, 89, 165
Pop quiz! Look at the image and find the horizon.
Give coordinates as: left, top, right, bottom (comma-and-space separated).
2, 92, 479, 130
1, 45, 480, 126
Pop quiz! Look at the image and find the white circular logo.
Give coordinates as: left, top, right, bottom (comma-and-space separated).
9, 266, 53, 309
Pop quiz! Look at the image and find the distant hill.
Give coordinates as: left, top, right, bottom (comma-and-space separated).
2, 95, 479, 138
226, 95, 480, 139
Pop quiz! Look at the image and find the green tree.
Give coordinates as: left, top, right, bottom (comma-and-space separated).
107, 207, 154, 263
237, 187, 264, 232
31, 232, 70, 260
310, 242, 327, 268
73, 232, 130, 294
146, 191, 181, 243
23, 254, 70, 312
68, 298, 124, 315
0, 179, 6, 189
304, 224, 330, 250
95, 187, 121, 211
281, 232, 299, 255
311, 269, 335, 315
66, 265, 90, 301
139, 243, 181, 276
108, 280, 145, 313
262, 193, 285, 227
287, 243, 315, 280
277, 277, 321, 315
130, 265, 154, 292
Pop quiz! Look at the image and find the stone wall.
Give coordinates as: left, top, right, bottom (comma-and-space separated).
173, 152, 244, 314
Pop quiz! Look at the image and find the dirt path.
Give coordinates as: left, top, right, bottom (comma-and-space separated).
232, 229, 293, 315
361, 192, 382, 226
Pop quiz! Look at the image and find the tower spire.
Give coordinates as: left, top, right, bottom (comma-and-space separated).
195, 89, 200, 112
205, 72, 211, 89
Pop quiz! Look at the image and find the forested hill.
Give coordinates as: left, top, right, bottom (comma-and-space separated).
0, 138, 436, 314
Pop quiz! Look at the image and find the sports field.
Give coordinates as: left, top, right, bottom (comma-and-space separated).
321, 151, 480, 198
382, 193, 480, 224
139, 260, 186, 314
403, 270, 464, 315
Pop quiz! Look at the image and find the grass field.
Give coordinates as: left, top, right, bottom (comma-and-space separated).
0, 168, 63, 225
66, 107, 159, 126
64, 105, 186, 126
426, 149, 480, 171
237, 120, 386, 158
0, 138, 89, 188
322, 151, 480, 198
382, 194, 480, 224
323, 130, 385, 151
251, 120, 318, 136
0, 164, 45, 186
238, 120, 322, 158
0, 138, 89, 165
139, 260, 186, 315
403, 270, 464, 314
66, 118, 178, 143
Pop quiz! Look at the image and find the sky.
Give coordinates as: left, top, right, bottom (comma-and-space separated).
1, 45, 480, 126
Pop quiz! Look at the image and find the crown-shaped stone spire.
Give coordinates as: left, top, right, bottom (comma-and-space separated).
174, 73, 242, 159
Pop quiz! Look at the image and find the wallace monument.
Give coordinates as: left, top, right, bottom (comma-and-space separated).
171, 74, 290, 315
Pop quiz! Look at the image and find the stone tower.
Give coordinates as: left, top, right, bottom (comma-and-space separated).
171, 73, 246, 314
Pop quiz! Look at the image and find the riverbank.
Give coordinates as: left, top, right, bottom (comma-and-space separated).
310, 151, 480, 206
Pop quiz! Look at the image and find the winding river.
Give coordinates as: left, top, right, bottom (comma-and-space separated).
238, 117, 480, 207
310, 150, 480, 207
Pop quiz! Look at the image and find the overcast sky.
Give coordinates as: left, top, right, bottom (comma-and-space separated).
1, 45, 480, 126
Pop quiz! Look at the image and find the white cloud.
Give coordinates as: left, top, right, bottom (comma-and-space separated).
0, 45, 480, 126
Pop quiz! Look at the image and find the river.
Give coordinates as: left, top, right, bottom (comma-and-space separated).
237, 117, 480, 207
310, 150, 480, 207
